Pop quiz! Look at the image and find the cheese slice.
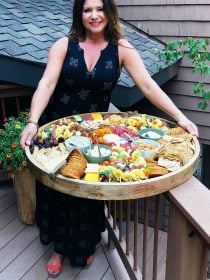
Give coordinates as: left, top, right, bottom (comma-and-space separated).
84, 172, 99, 182
84, 163, 100, 182
91, 112, 103, 120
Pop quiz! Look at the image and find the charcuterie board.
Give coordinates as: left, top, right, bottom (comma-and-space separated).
25, 112, 200, 200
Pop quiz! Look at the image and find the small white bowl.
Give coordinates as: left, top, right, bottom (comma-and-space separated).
139, 128, 164, 140
132, 138, 160, 159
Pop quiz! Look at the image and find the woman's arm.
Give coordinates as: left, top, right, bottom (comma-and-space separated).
20, 36, 69, 148
118, 39, 198, 136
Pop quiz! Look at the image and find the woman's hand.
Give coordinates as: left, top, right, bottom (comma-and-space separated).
176, 115, 199, 137
20, 123, 38, 149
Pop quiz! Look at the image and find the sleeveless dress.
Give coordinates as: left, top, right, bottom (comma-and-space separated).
36, 38, 120, 267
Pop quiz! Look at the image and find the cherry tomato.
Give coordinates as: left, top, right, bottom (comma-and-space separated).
102, 161, 110, 166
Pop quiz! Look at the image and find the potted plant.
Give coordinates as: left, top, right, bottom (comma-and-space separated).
0, 111, 36, 224
0, 111, 29, 176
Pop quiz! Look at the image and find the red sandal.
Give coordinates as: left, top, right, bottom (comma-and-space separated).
83, 255, 94, 269
46, 253, 63, 278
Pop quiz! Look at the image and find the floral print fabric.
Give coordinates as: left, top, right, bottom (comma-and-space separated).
36, 39, 120, 267
44, 39, 120, 119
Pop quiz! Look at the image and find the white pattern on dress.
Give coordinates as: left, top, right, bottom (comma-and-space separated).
104, 95, 109, 102
69, 57, 78, 67
78, 89, 90, 100
86, 67, 96, 78
103, 82, 113, 90
90, 104, 98, 112
105, 60, 113, 69
60, 94, 70, 104
64, 78, 74, 86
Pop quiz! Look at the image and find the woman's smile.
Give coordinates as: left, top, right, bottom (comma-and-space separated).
89, 21, 102, 28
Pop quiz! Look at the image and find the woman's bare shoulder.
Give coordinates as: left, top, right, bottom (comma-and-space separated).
118, 38, 134, 49
118, 38, 138, 65
48, 36, 69, 58
118, 38, 137, 56
52, 36, 69, 50
118, 38, 133, 48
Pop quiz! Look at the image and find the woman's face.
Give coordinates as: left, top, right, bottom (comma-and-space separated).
82, 0, 108, 36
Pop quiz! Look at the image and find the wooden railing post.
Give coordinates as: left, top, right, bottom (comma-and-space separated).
165, 203, 208, 280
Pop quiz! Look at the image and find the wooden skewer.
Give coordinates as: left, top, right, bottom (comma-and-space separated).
93, 133, 102, 157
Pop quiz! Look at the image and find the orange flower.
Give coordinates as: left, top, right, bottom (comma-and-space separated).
7, 166, 11, 171
18, 166, 22, 171
11, 143, 17, 148
6, 153, 12, 159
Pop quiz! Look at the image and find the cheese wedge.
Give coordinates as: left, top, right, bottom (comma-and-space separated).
91, 112, 103, 120
84, 172, 99, 182
84, 163, 100, 182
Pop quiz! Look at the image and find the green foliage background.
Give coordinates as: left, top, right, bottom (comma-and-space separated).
158, 37, 210, 110
0, 112, 29, 176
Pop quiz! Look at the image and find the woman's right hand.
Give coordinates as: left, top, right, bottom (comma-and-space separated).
20, 123, 38, 149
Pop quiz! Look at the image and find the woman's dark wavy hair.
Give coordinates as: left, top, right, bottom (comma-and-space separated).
68, 0, 124, 43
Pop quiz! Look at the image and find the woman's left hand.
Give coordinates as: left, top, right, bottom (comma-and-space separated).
177, 116, 199, 137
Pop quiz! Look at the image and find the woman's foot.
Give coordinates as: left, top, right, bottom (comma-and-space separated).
83, 255, 94, 269
46, 252, 63, 278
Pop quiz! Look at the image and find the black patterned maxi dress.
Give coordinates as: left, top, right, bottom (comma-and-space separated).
36, 39, 121, 267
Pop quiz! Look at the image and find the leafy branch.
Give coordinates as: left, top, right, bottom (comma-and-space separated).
158, 37, 210, 110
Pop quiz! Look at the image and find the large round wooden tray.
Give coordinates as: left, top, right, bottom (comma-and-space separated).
25, 113, 200, 200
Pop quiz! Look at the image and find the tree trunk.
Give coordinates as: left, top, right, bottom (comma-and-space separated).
13, 168, 36, 224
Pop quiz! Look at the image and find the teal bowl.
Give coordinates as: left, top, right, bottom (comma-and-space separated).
132, 138, 160, 159
139, 128, 164, 140
65, 136, 91, 153
84, 144, 112, 163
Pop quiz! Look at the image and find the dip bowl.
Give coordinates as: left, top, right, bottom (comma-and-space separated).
139, 128, 164, 140
132, 138, 160, 159
65, 136, 91, 153
84, 144, 112, 163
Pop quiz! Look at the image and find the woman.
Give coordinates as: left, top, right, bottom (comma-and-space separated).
20, 0, 198, 277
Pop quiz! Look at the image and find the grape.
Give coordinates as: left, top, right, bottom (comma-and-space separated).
58, 137, 64, 143
29, 143, 34, 154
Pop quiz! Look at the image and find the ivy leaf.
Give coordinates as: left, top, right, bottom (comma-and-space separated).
158, 37, 210, 110
204, 91, 210, 100
192, 69, 197, 75
157, 64, 162, 72
194, 83, 201, 94
198, 101, 207, 110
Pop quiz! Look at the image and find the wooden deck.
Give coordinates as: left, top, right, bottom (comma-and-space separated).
0, 184, 168, 280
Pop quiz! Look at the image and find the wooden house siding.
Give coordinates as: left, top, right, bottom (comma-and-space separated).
116, 0, 210, 144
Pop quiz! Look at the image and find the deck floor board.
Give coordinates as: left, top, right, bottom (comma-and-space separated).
0, 185, 179, 280
0, 203, 18, 230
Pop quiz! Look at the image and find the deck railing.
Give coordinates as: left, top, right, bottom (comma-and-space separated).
105, 176, 210, 280
2, 86, 209, 279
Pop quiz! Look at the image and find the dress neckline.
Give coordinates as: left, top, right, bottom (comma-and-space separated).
77, 41, 110, 73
